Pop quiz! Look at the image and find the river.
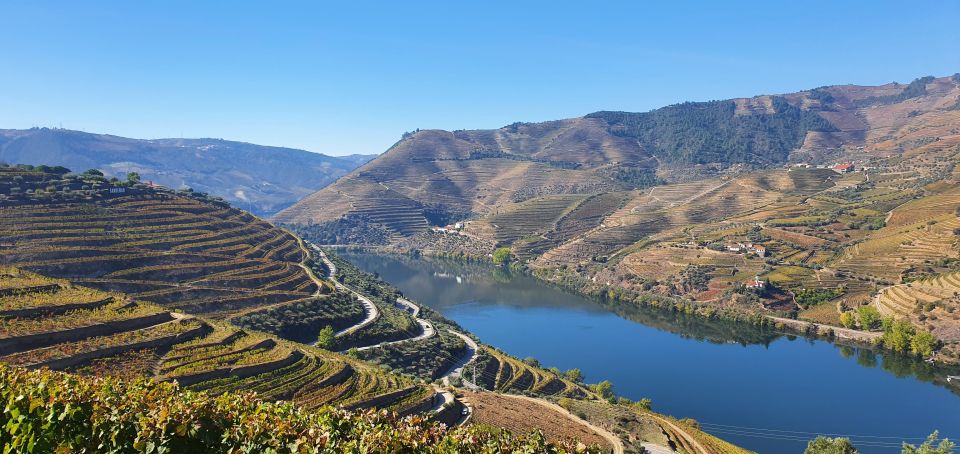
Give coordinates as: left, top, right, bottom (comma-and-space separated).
341, 251, 960, 453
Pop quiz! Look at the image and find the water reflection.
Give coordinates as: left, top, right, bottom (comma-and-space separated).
340, 250, 960, 453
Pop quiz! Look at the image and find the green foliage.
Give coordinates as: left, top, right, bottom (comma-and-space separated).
587, 96, 836, 165
805, 436, 858, 454
857, 306, 882, 330
0, 365, 596, 453
523, 357, 541, 368
910, 330, 938, 358
881, 318, 916, 354
902, 431, 956, 454
563, 368, 583, 383
492, 247, 513, 265
854, 76, 936, 106
636, 398, 652, 411
356, 330, 468, 380
591, 380, 615, 401
233, 292, 364, 343
126, 171, 141, 184
606, 166, 661, 188
839, 311, 856, 329
315, 325, 336, 350
795, 288, 843, 308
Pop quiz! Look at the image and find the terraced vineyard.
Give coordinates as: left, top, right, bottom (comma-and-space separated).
480, 194, 587, 244
0, 267, 433, 414
875, 272, 960, 350
469, 347, 587, 398
835, 213, 960, 281
0, 187, 322, 320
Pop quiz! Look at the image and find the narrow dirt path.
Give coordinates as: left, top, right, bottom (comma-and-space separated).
503, 394, 625, 454
645, 413, 708, 454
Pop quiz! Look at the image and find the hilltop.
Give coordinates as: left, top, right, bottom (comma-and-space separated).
276, 74, 960, 364
0, 128, 375, 216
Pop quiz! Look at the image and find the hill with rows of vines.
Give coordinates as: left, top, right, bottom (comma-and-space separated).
0, 164, 755, 453
276, 74, 960, 367
274, 74, 960, 241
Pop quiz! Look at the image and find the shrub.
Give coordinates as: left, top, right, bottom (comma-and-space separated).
315, 325, 336, 350
0, 364, 598, 453
492, 247, 513, 265
857, 306, 882, 330
805, 436, 858, 453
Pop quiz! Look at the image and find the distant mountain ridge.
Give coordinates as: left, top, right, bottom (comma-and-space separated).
0, 128, 376, 216
274, 74, 960, 236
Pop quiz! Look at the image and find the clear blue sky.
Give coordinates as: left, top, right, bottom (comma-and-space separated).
1, 1, 958, 156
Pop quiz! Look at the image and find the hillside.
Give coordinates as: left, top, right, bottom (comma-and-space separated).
0, 364, 596, 453
0, 164, 754, 453
277, 74, 960, 364
0, 128, 375, 216
274, 74, 960, 241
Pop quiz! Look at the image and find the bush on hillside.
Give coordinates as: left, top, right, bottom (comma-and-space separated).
0, 364, 599, 453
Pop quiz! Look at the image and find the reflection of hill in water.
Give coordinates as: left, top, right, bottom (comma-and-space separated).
341, 250, 960, 395
602, 299, 780, 346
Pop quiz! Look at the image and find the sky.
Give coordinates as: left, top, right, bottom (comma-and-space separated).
1, 1, 958, 156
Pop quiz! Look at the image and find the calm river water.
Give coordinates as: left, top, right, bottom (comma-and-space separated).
341, 251, 960, 453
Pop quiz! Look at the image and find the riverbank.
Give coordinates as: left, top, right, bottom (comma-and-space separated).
332, 245, 959, 369
337, 249, 960, 453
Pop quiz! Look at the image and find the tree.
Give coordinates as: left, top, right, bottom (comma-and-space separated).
564, 368, 584, 383
127, 171, 141, 184
839, 312, 856, 329
636, 398, 652, 410
911, 330, 937, 358
805, 436, 858, 454
883, 319, 916, 354
82, 169, 104, 176
492, 247, 513, 265
592, 380, 614, 401
523, 357, 540, 368
902, 431, 955, 454
315, 325, 336, 350
857, 305, 881, 330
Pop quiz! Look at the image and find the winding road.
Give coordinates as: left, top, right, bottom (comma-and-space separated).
304, 242, 443, 352
302, 242, 380, 343
440, 330, 479, 389
299, 243, 628, 450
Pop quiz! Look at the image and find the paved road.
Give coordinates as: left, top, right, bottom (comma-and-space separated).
440, 330, 479, 389
305, 243, 440, 351
355, 317, 436, 351
396, 297, 421, 317
303, 242, 380, 343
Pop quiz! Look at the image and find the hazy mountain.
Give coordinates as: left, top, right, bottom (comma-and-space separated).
0, 128, 376, 216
